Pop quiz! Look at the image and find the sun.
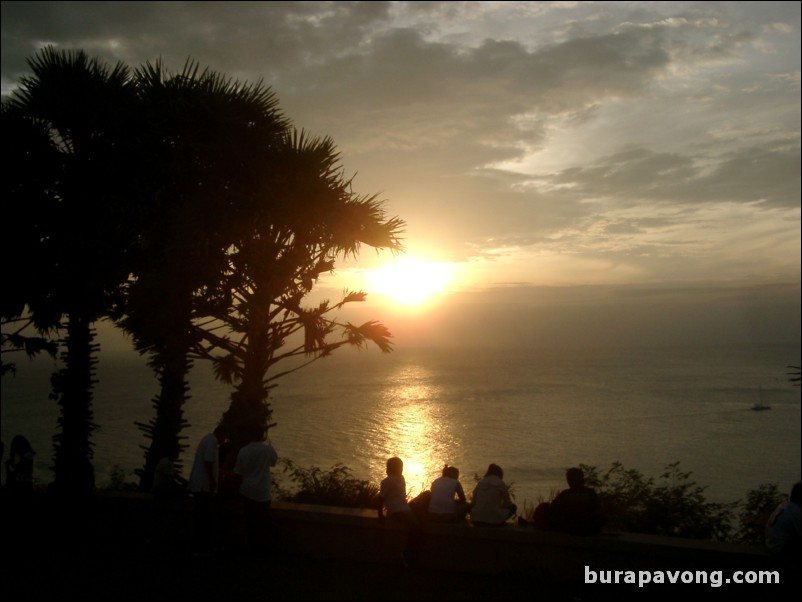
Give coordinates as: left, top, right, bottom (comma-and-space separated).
367, 258, 454, 306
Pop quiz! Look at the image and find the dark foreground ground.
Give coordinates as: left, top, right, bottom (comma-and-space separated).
0, 492, 574, 602
2, 492, 796, 601
1, 500, 563, 601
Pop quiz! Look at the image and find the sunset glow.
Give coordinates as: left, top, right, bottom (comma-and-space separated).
1, 7, 799, 586
367, 258, 454, 307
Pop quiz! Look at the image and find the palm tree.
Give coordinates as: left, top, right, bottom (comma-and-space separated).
116, 60, 291, 489
2, 47, 138, 491
200, 130, 405, 452
5, 48, 406, 492
1, 102, 60, 376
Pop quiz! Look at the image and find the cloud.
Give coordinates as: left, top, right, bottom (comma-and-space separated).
2, 1, 799, 306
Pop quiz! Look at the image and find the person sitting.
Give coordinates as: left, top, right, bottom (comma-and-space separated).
377, 456, 421, 566
544, 467, 603, 535
5, 435, 35, 495
765, 482, 801, 558
470, 463, 517, 526
377, 456, 416, 526
427, 464, 470, 523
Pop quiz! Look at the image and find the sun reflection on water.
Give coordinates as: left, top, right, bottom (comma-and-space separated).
371, 363, 455, 495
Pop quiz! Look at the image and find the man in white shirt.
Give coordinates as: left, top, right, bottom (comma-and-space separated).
234, 425, 278, 555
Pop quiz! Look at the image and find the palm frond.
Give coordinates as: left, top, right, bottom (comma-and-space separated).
344, 320, 394, 353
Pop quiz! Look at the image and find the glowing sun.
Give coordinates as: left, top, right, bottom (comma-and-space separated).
367, 258, 454, 306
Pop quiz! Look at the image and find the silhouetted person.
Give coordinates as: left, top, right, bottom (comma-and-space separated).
216, 437, 240, 501
470, 463, 517, 526
5, 435, 35, 495
427, 464, 470, 523
148, 442, 188, 545
234, 425, 278, 556
766, 481, 801, 559
152, 442, 188, 501
377, 456, 415, 525
546, 467, 603, 535
377, 456, 421, 566
188, 424, 229, 555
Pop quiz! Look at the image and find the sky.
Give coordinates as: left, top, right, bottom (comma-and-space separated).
2, 1, 800, 350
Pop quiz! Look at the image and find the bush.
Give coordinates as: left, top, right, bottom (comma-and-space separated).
521, 487, 560, 523
274, 459, 379, 509
580, 461, 736, 541
733, 482, 785, 546
103, 464, 139, 492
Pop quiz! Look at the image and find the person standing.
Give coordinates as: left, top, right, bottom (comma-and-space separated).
234, 425, 278, 556
148, 441, 188, 544
470, 463, 517, 526
187, 425, 228, 555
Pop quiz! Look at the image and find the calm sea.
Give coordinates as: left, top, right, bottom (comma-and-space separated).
2, 343, 800, 506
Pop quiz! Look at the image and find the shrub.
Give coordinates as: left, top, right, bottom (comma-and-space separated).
733, 482, 785, 546
103, 464, 139, 492
274, 459, 379, 509
521, 487, 560, 523
579, 461, 736, 541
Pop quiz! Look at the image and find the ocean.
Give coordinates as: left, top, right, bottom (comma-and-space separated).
2, 342, 800, 506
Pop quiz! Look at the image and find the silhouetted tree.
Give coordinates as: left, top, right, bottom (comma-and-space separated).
5, 48, 405, 492
203, 130, 404, 452
0, 321, 58, 377
2, 47, 138, 489
1, 101, 60, 377
116, 60, 291, 490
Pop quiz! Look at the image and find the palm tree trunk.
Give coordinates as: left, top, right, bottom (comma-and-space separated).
137, 336, 193, 491
221, 293, 274, 452
51, 313, 98, 492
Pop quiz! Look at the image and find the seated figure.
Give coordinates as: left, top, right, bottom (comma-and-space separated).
427, 465, 470, 523
765, 482, 801, 558
535, 467, 603, 535
470, 463, 517, 526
